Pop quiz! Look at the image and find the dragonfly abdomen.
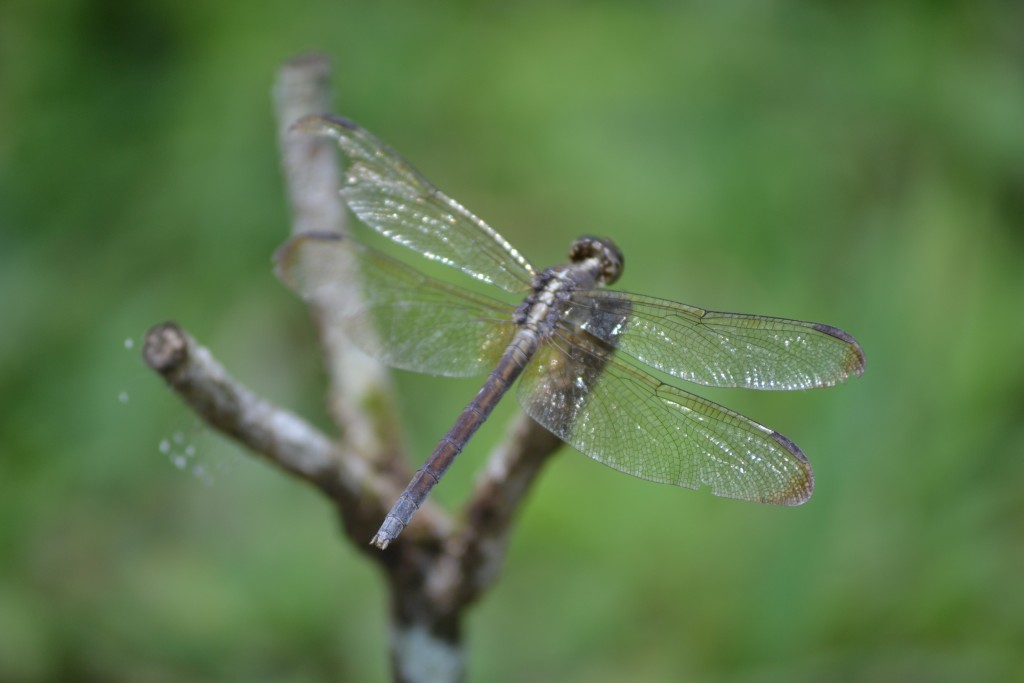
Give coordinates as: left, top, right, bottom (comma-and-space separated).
370, 330, 540, 549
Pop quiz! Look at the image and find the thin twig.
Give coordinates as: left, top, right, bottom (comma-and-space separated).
273, 54, 344, 239
273, 54, 404, 467
143, 321, 351, 491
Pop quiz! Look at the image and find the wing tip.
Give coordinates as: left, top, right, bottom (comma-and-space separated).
812, 322, 866, 379
767, 430, 815, 505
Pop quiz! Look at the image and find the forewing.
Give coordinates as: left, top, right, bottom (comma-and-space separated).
566, 290, 865, 391
518, 329, 813, 504
275, 231, 517, 377
294, 115, 536, 293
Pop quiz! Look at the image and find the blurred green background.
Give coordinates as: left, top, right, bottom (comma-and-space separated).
2, 1, 1022, 681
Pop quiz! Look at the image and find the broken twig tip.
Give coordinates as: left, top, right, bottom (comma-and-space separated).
142, 321, 188, 374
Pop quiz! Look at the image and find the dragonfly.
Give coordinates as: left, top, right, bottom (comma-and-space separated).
275, 114, 865, 549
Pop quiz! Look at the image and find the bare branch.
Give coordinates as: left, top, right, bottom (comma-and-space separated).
145, 53, 569, 683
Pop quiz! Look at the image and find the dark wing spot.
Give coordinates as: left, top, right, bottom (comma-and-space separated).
813, 322, 866, 378
321, 113, 359, 130
767, 430, 814, 505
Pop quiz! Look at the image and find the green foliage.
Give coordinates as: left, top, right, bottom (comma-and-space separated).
2, 1, 1022, 681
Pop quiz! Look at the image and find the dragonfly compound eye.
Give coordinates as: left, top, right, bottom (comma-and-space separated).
569, 236, 624, 286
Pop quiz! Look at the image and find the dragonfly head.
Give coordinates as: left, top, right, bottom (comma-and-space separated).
569, 236, 624, 286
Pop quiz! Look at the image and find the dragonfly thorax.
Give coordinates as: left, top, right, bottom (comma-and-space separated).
569, 236, 623, 286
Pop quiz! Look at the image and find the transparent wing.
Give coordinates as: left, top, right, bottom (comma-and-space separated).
294, 115, 536, 293
275, 231, 517, 377
518, 328, 813, 504
565, 290, 865, 391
